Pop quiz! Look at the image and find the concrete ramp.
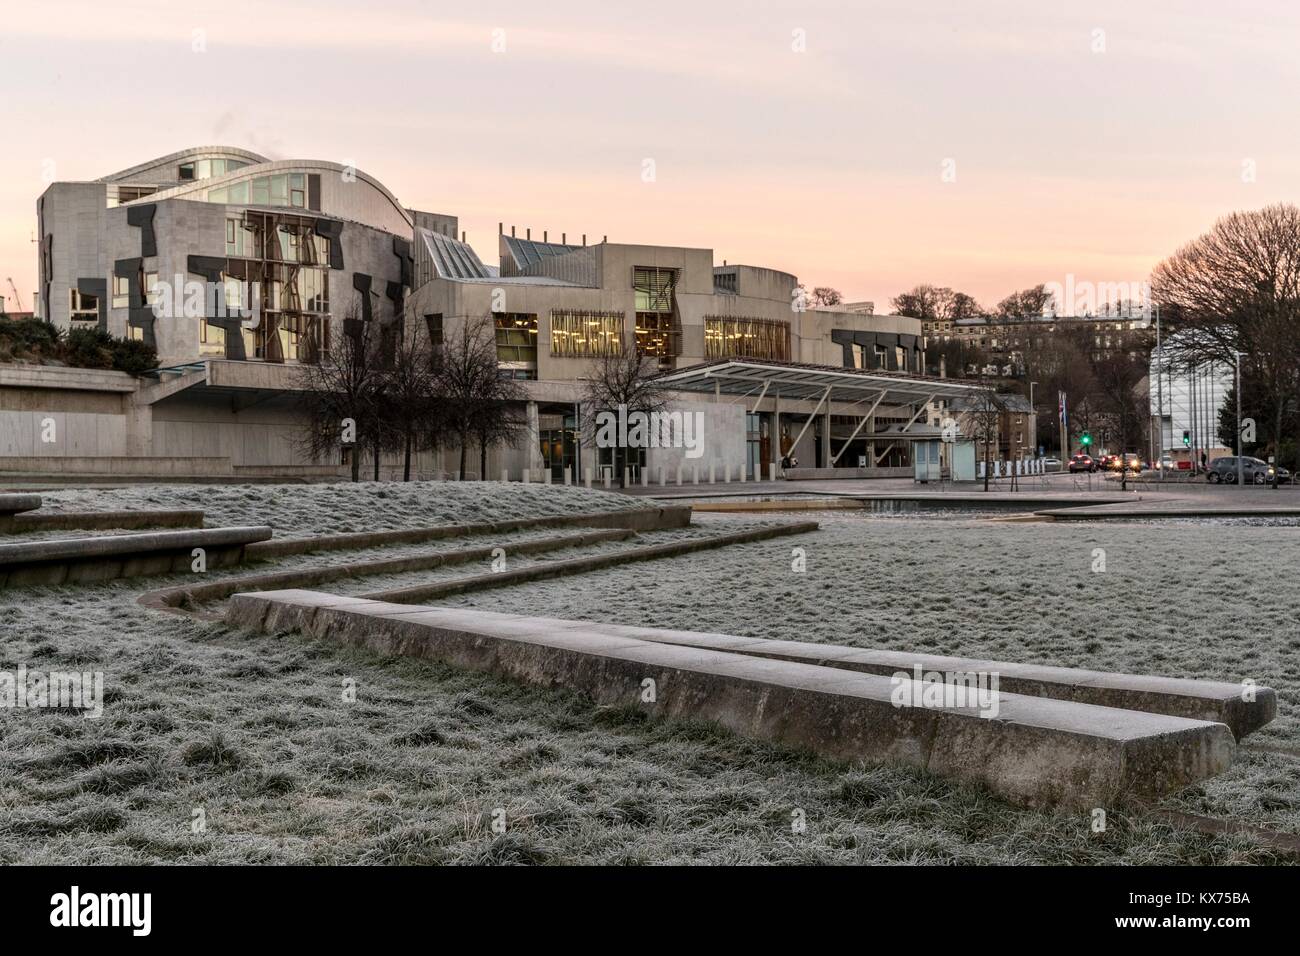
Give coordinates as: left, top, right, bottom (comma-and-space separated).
226, 590, 1235, 810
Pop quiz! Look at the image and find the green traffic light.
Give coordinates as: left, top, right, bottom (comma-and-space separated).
1080, 433, 1092, 446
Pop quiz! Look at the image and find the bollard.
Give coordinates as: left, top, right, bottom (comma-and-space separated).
564, 467, 571, 486
693, 464, 699, 485
676, 464, 683, 486
501, 468, 509, 483
709, 462, 715, 484
522, 468, 529, 484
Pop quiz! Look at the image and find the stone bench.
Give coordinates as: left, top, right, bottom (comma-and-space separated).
226, 591, 1236, 810
0, 526, 272, 586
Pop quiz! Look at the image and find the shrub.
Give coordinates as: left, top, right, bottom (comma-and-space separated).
62, 327, 115, 369
108, 337, 160, 375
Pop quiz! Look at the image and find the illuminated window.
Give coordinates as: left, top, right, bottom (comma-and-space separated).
550, 311, 623, 357
112, 275, 130, 308
69, 289, 99, 322
494, 313, 538, 363
703, 316, 790, 361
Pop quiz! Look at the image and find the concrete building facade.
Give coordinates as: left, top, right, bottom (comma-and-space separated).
10, 145, 988, 482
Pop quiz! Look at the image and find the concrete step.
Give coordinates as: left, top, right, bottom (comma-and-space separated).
0, 493, 42, 517
530, 621, 1276, 741
226, 590, 1236, 810
0, 526, 272, 586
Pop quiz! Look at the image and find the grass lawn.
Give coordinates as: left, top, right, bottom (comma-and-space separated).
1, 485, 1295, 864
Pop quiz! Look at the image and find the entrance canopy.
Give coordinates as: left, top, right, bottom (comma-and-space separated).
652, 358, 990, 406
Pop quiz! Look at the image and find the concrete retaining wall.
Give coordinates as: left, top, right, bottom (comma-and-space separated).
0, 525, 271, 586
226, 591, 1236, 810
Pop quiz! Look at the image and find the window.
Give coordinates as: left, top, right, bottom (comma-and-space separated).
704, 316, 791, 361
550, 311, 623, 357
179, 162, 195, 180
69, 289, 98, 321
208, 173, 307, 208
494, 313, 538, 363
144, 272, 159, 307
112, 275, 130, 308
633, 266, 677, 312
424, 314, 444, 348
200, 318, 226, 356
635, 312, 679, 364
632, 266, 679, 366
874, 345, 887, 369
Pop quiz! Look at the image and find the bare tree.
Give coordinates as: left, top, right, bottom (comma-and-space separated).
810, 286, 843, 307
1152, 204, 1300, 471
893, 285, 983, 322
382, 316, 446, 481
579, 343, 668, 488
961, 384, 1006, 492
996, 284, 1054, 319
437, 314, 507, 479
295, 297, 381, 482
1092, 354, 1148, 491
470, 394, 527, 480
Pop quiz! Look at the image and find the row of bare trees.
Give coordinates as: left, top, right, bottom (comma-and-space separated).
297, 302, 526, 481
1152, 203, 1300, 469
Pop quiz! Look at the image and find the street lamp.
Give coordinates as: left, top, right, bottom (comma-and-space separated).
1234, 351, 1244, 490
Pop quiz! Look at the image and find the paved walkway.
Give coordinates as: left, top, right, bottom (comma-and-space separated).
617, 472, 1300, 515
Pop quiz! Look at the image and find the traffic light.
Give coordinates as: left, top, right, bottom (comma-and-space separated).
1080, 432, 1092, 447
1182, 430, 1191, 447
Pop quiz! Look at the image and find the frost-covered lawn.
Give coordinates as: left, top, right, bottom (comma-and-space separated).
0, 485, 1295, 864
30, 480, 642, 537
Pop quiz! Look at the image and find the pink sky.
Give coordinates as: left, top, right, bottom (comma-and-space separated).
3, 0, 1299, 314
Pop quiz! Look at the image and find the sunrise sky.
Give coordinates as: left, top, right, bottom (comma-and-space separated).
2, 0, 1299, 314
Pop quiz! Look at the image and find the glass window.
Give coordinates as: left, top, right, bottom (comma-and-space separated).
227, 180, 249, 204
550, 311, 623, 357
196, 159, 211, 179
633, 266, 677, 312
703, 316, 791, 361
495, 313, 539, 363
112, 275, 130, 308
144, 272, 159, 306
208, 187, 228, 203
69, 289, 99, 320
424, 314, 444, 347
270, 175, 288, 204
178, 162, 195, 180
252, 178, 270, 205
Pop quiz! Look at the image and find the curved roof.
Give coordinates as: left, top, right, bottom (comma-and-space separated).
129, 158, 414, 235
97, 146, 270, 183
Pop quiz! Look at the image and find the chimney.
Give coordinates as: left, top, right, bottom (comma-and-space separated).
543, 230, 548, 242
561, 232, 566, 244
511, 225, 516, 237
602, 235, 607, 243
498, 222, 503, 235
582, 234, 586, 246
461, 231, 466, 243
526, 228, 531, 240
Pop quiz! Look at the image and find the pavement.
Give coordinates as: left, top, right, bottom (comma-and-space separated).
615, 472, 1300, 516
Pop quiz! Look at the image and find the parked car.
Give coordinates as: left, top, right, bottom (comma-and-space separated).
1042, 457, 1063, 472
1207, 456, 1278, 484
1067, 453, 1096, 473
